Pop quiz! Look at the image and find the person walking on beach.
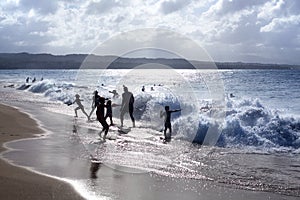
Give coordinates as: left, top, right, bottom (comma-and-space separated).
96, 97, 109, 140
89, 91, 101, 118
73, 94, 90, 120
160, 106, 181, 141
120, 85, 135, 127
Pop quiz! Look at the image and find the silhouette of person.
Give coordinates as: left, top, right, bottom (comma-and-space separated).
105, 100, 119, 126
109, 90, 119, 98
120, 85, 135, 127
230, 93, 235, 98
142, 86, 145, 92
89, 91, 101, 118
73, 94, 90, 120
32, 77, 36, 83
160, 106, 181, 141
26, 77, 30, 83
96, 97, 109, 140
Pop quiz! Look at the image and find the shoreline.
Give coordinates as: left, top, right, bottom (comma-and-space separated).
0, 104, 85, 200
1, 102, 299, 200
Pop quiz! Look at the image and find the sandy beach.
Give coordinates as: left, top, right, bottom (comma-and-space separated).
0, 104, 84, 200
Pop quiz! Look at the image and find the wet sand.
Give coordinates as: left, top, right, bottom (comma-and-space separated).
0, 104, 84, 200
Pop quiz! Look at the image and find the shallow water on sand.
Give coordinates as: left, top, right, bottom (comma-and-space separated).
1, 69, 300, 199
1, 101, 299, 199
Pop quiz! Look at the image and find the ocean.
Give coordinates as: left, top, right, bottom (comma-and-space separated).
0, 69, 299, 199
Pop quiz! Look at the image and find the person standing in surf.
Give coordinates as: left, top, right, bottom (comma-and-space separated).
96, 97, 109, 140
160, 106, 181, 141
105, 100, 120, 126
89, 90, 101, 119
73, 94, 90, 120
120, 85, 135, 127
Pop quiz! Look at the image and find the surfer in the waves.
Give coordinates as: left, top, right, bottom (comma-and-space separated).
160, 106, 181, 142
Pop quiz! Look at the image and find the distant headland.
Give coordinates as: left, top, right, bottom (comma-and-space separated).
0, 53, 299, 70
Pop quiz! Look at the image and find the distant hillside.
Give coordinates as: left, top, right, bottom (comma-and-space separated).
0, 53, 299, 69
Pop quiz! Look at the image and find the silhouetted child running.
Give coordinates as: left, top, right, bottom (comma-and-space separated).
73, 94, 90, 120
96, 97, 109, 140
160, 106, 181, 142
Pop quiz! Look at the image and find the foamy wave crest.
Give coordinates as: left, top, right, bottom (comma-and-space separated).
216, 97, 300, 152
24, 79, 76, 104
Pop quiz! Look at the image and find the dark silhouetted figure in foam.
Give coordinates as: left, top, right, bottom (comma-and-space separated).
73, 94, 90, 120
96, 97, 109, 140
142, 86, 145, 92
120, 85, 135, 127
89, 90, 101, 118
160, 106, 181, 142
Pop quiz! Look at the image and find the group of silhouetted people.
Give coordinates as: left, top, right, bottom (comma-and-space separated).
71, 85, 180, 142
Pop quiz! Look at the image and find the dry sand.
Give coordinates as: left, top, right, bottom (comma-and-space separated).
0, 104, 85, 200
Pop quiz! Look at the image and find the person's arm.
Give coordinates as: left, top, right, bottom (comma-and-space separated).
170, 109, 181, 113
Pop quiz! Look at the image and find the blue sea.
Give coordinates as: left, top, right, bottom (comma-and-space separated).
0, 69, 300, 199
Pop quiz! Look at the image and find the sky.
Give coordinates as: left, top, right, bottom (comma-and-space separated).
0, 0, 299, 64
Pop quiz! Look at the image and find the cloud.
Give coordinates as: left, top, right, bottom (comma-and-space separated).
160, 0, 192, 14
0, 0, 299, 64
86, 0, 120, 15
19, 0, 59, 15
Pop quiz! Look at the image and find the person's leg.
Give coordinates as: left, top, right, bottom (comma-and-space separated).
103, 121, 109, 140
168, 125, 172, 139
109, 115, 113, 126
74, 107, 80, 117
80, 107, 90, 119
89, 106, 95, 118
164, 123, 167, 139
129, 106, 135, 127
120, 110, 125, 127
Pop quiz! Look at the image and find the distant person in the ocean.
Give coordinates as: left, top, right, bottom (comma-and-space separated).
104, 100, 120, 126
26, 77, 30, 83
40, 77, 44, 81
32, 77, 36, 83
160, 106, 181, 141
120, 85, 135, 127
89, 90, 101, 118
230, 93, 235, 98
73, 94, 90, 120
151, 87, 154, 91
96, 97, 109, 140
109, 90, 119, 98
142, 86, 145, 92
